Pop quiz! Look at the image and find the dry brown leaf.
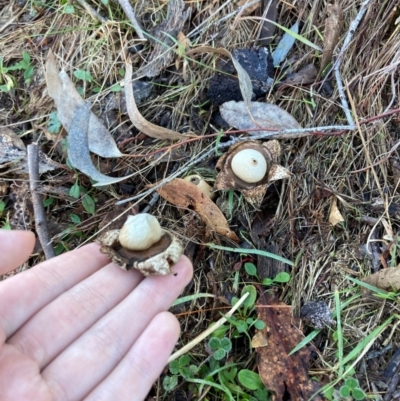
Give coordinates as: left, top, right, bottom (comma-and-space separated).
257, 293, 325, 400
125, 62, 184, 141
281, 64, 318, 86
220, 101, 301, 134
157, 178, 238, 241
319, 1, 344, 74
328, 197, 344, 226
186, 46, 231, 58
363, 266, 400, 293
45, 50, 122, 158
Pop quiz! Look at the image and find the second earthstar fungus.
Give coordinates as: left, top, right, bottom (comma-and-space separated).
214, 140, 291, 209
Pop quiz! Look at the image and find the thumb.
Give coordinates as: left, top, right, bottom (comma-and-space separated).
0, 230, 35, 275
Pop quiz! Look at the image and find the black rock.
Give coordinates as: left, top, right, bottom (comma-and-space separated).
207, 47, 275, 105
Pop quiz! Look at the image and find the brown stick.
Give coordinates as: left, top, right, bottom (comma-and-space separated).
27, 144, 55, 259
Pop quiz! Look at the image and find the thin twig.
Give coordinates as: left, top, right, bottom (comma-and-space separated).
27, 144, 55, 259
332, 0, 373, 128
76, 0, 108, 23
117, 101, 400, 205
142, 193, 160, 213
117, 0, 147, 41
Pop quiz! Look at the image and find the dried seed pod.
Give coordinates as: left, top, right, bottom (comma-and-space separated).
97, 214, 183, 276
214, 140, 290, 208
183, 174, 215, 200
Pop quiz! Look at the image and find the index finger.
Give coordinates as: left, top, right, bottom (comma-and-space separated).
0, 243, 110, 339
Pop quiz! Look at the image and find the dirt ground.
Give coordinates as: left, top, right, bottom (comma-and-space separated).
1, 0, 400, 399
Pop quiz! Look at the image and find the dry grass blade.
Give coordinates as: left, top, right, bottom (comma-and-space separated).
124, 61, 184, 141
168, 292, 249, 363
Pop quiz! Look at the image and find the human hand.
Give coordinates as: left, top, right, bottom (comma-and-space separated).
0, 230, 193, 401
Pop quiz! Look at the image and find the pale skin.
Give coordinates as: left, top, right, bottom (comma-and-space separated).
0, 230, 193, 401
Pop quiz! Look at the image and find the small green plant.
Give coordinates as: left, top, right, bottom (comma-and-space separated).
219, 366, 269, 400
229, 285, 265, 339
70, 214, 81, 224
74, 69, 93, 82
43, 197, 54, 207
339, 378, 366, 400
69, 180, 96, 215
0, 200, 5, 216
48, 112, 62, 134
244, 262, 291, 286
208, 336, 232, 360
62, 4, 75, 14
163, 355, 198, 391
164, 354, 269, 400
0, 57, 14, 92
0, 51, 35, 92
0, 200, 10, 229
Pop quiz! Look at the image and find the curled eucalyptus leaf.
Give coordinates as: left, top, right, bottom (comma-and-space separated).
45, 50, 122, 158
68, 103, 131, 186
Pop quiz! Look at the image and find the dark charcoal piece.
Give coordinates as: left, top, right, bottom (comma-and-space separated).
207, 48, 274, 105
300, 301, 335, 329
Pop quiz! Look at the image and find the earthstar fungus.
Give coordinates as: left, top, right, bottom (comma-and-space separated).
183, 174, 216, 200
98, 213, 183, 276
214, 140, 290, 208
